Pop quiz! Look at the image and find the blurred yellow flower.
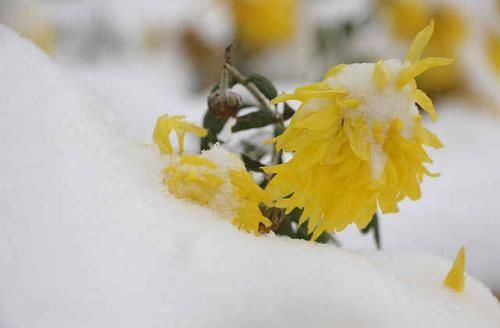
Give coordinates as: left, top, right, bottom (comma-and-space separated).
383, 0, 466, 93
444, 246, 466, 292
17, 3, 56, 54
265, 22, 449, 239
153, 115, 207, 154
229, 0, 297, 50
486, 32, 500, 75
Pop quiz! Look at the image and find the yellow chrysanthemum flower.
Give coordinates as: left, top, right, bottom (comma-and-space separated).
444, 246, 466, 292
382, 0, 466, 93
153, 115, 207, 154
229, 0, 297, 50
157, 139, 272, 234
264, 22, 450, 240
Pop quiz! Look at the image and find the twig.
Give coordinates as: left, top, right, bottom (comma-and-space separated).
224, 63, 275, 113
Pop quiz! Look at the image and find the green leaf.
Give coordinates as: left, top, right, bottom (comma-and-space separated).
200, 110, 228, 151
247, 73, 278, 100
241, 154, 264, 173
232, 108, 275, 133
315, 232, 338, 245
361, 213, 381, 249
283, 102, 295, 120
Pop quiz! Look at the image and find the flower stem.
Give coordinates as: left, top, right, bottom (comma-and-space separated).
223, 63, 286, 165
223, 63, 274, 113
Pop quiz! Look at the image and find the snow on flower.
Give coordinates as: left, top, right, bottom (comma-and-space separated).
153, 116, 271, 234
264, 21, 450, 240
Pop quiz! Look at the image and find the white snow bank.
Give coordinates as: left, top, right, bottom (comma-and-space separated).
0, 25, 499, 328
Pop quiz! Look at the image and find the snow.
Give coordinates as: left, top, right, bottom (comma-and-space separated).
1, 25, 500, 327
325, 60, 420, 178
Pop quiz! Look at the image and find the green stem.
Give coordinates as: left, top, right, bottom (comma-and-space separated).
224, 63, 274, 113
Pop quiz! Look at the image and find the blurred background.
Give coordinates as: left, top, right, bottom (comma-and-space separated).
1, 0, 499, 295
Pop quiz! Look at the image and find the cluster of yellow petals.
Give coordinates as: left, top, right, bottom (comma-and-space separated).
153, 115, 270, 234
229, 0, 297, 50
153, 115, 208, 154
164, 155, 271, 234
164, 155, 224, 206
229, 170, 272, 233
383, 0, 466, 92
264, 22, 449, 239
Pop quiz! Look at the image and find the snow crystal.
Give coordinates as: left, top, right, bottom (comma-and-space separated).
1, 25, 500, 328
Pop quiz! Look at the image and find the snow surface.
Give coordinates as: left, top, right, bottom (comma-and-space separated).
1, 26, 500, 327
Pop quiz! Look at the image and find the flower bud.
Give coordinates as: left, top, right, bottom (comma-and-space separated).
207, 89, 242, 118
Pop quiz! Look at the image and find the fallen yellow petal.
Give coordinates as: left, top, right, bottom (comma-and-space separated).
444, 246, 466, 292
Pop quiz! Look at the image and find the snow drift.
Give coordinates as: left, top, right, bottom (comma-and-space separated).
0, 25, 499, 327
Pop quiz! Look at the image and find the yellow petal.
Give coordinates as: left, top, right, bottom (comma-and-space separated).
444, 246, 466, 292
418, 127, 443, 149
295, 82, 330, 93
185, 124, 208, 138
397, 57, 453, 89
271, 93, 296, 104
373, 60, 391, 91
180, 155, 218, 169
405, 20, 434, 63
323, 63, 346, 80
414, 89, 437, 121
296, 88, 347, 100
337, 97, 361, 109
343, 119, 370, 160
372, 122, 385, 144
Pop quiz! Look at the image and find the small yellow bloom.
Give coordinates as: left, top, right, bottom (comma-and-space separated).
265, 22, 449, 239
159, 143, 271, 234
444, 247, 466, 292
229, 0, 297, 50
153, 115, 207, 154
